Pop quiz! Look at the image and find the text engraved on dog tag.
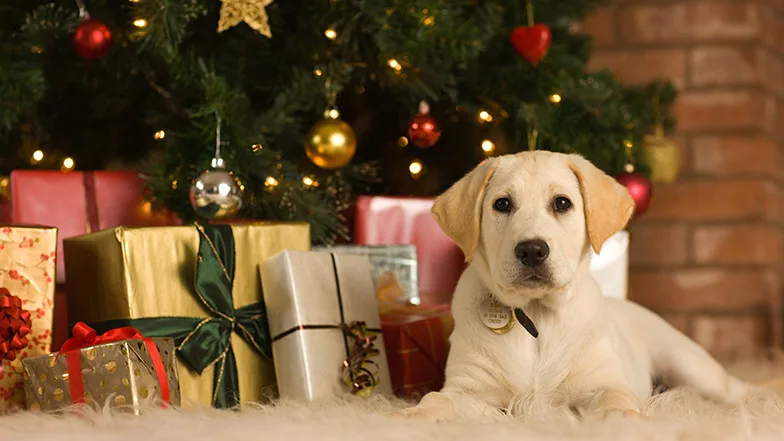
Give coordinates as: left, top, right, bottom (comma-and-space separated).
479, 297, 515, 335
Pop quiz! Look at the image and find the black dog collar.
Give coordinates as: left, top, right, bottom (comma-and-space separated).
514, 307, 539, 338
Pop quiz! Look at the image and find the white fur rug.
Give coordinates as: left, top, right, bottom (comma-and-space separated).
4, 357, 784, 441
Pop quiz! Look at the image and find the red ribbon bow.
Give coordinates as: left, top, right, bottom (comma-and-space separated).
0, 287, 33, 362
59, 322, 144, 354
59, 322, 171, 407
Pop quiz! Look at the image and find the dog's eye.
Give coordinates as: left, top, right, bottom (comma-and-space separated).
493, 197, 512, 213
553, 196, 572, 213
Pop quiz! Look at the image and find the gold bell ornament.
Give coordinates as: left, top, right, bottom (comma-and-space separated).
642, 124, 680, 184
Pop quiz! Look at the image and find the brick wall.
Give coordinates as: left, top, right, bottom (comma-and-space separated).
580, 0, 784, 360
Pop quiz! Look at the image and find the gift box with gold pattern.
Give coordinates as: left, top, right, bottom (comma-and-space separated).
22, 323, 180, 414
0, 225, 57, 412
62, 223, 310, 408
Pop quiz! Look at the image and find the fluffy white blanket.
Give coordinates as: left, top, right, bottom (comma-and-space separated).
4, 357, 784, 441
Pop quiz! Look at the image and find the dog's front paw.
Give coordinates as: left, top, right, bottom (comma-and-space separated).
592, 407, 642, 420
388, 392, 455, 423
388, 405, 443, 423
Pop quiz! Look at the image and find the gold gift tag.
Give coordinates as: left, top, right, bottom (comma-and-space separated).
479, 297, 515, 335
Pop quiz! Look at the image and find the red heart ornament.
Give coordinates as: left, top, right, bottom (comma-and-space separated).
510, 24, 552, 66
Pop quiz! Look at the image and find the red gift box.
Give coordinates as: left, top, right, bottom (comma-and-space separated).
353, 195, 465, 305
9, 170, 180, 349
381, 312, 449, 399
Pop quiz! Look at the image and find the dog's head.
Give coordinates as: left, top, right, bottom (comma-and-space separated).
432, 151, 634, 304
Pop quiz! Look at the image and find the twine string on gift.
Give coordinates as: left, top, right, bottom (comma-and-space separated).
0, 288, 32, 362
270, 254, 382, 397
86, 223, 273, 409
57, 322, 171, 407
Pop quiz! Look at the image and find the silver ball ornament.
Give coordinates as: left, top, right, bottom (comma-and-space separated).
189, 167, 244, 220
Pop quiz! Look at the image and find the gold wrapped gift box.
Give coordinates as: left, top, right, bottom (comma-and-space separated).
63, 223, 310, 408
23, 337, 180, 414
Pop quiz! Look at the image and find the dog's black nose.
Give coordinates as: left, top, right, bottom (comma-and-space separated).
515, 239, 550, 267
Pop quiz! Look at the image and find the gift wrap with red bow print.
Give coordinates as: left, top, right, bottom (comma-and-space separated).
22, 322, 180, 413
0, 225, 57, 411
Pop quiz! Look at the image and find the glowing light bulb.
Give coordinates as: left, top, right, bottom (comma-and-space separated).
154, 130, 165, 140
32, 150, 44, 162
477, 110, 493, 123
265, 177, 279, 187
624, 139, 633, 149
324, 29, 337, 40
62, 157, 75, 170
550, 94, 562, 103
481, 140, 495, 153
327, 108, 340, 119
409, 160, 423, 176
388, 59, 402, 71
133, 19, 147, 28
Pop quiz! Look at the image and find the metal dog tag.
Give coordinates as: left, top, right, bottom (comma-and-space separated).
479, 297, 515, 335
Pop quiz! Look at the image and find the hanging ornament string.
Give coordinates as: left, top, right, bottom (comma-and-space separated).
325, 77, 338, 113
213, 111, 225, 168
623, 138, 634, 172
526, 0, 535, 27
74, 0, 89, 19
527, 127, 538, 151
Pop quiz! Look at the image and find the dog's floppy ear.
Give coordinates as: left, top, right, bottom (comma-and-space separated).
432, 159, 496, 262
568, 155, 635, 254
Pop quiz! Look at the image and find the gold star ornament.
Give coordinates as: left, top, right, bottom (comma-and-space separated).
217, 0, 275, 37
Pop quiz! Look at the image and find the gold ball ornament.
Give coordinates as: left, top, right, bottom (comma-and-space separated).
305, 110, 357, 170
642, 132, 680, 184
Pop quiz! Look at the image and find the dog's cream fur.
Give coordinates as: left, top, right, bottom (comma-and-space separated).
399, 151, 749, 423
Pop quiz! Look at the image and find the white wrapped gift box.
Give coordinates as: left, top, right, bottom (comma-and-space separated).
589, 231, 629, 300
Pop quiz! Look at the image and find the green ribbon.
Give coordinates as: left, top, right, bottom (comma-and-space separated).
87, 223, 272, 409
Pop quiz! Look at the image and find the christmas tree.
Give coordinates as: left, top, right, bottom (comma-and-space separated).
0, 0, 676, 244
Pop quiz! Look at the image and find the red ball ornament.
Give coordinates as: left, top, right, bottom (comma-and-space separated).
616, 171, 652, 219
72, 18, 112, 60
0, 288, 32, 362
407, 101, 441, 148
510, 24, 552, 66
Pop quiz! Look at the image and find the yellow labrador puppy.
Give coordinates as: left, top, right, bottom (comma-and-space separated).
399, 151, 748, 422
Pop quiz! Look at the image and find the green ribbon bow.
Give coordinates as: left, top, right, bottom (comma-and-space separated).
88, 223, 272, 408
